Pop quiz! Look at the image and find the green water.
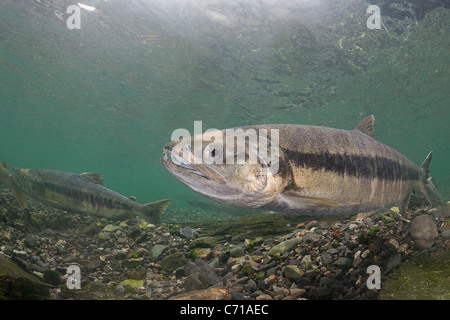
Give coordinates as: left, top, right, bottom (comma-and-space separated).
1, 0, 449, 218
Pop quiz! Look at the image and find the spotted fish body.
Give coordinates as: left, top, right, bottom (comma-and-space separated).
161, 115, 442, 215
259, 120, 427, 214
0, 166, 170, 224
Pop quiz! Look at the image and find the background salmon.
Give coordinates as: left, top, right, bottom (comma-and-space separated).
161, 115, 443, 215
0, 164, 170, 224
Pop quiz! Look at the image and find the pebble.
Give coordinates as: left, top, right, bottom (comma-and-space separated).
410, 215, 439, 249
230, 246, 245, 258
283, 265, 303, 281
0, 187, 447, 301
267, 237, 301, 257
149, 244, 167, 261
189, 236, 217, 249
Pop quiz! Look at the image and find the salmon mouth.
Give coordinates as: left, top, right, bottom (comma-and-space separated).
161, 144, 210, 180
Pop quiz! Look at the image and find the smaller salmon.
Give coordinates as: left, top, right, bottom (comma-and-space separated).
0, 163, 170, 224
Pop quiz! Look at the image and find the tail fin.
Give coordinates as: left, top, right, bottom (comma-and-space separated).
140, 199, 171, 224
420, 151, 443, 207
0, 163, 27, 208
0, 162, 10, 185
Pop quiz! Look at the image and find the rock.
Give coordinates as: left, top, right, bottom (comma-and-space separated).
114, 251, 127, 260
301, 255, 315, 270
283, 265, 303, 281
244, 237, 264, 249
122, 257, 144, 269
24, 234, 37, 248
183, 273, 210, 291
160, 252, 187, 273
209, 257, 220, 268
321, 253, 332, 265
431, 203, 450, 218
183, 259, 222, 287
410, 215, 438, 249
189, 236, 217, 249
245, 279, 257, 293
120, 279, 144, 290
86, 260, 102, 272
62, 254, 79, 264
102, 224, 121, 232
384, 253, 402, 275
81, 223, 98, 236
179, 227, 199, 239
305, 220, 319, 230
273, 285, 289, 296
43, 269, 61, 286
386, 238, 400, 253
290, 288, 306, 297
333, 257, 352, 270
410, 215, 438, 241
414, 239, 434, 249
268, 237, 300, 257
149, 244, 167, 261
230, 246, 245, 258
191, 248, 211, 259
169, 288, 231, 300
441, 230, 450, 239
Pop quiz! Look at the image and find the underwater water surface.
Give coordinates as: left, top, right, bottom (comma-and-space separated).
0, 0, 449, 221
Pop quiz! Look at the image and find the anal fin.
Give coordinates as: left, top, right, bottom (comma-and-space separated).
278, 192, 361, 211
297, 196, 360, 208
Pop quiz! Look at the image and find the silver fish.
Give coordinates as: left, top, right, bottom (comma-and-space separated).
0, 164, 170, 224
161, 115, 442, 215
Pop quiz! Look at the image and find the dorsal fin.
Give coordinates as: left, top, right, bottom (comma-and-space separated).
420, 151, 433, 175
128, 196, 137, 202
80, 172, 104, 185
355, 115, 375, 137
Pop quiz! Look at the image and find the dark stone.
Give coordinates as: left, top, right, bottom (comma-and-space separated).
160, 252, 187, 273
43, 269, 61, 286
183, 273, 209, 291
384, 253, 402, 275
62, 255, 79, 264
333, 257, 352, 270
183, 259, 222, 286
114, 251, 127, 260
86, 260, 102, 272
179, 227, 199, 239
24, 234, 37, 248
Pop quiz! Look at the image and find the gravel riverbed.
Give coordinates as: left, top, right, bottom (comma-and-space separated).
0, 188, 449, 300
